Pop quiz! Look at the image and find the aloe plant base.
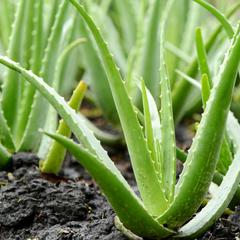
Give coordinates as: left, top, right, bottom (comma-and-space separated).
0, 152, 239, 240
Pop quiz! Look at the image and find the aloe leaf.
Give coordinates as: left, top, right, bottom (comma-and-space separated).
113, 0, 137, 54
100, 0, 112, 14
165, 0, 196, 83
54, 38, 86, 91
194, 0, 234, 38
0, 143, 11, 169
0, 54, 139, 191
140, 0, 162, 103
1, 0, 26, 131
138, 84, 162, 144
178, 72, 233, 176
195, 28, 212, 86
141, 80, 160, 176
0, 56, 174, 238
178, 150, 240, 238
37, 105, 57, 160
158, 26, 240, 228
175, 69, 200, 89
43, 132, 174, 238
19, 0, 69, 151
159, 0, 176, 202
80, 22, 119, 124
0, 56, 108, 166
125, 0, 146, 98
177, 112, 240, 238
69, 0, 168, 215
0, 104, 14, 151
200, 74, 210, 109
58, 13, 81, 96
45, 1, 60, 42
18, 0, 39, 107
85, 2, 127, 72
196, 30, 233, 176
15, 0, 43, 147
0, 0, 13, 50
38, 37, 86, 157
172, 2, 240, 123
178, 2, 202, 58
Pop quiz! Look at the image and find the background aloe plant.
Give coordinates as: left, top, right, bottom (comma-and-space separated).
0, 0, 87, 166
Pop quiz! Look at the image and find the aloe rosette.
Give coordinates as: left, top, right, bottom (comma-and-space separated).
0, 0, 240, 239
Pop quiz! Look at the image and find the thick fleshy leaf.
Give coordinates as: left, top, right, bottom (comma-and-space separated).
43, 132, 174, 239
194, 0, 234, 38
0, 143, 11, 169
0, 104, 14, 150
158, 26, 240, 228
177, 112, 240, 238
0, 56, 173, 239
172, 2, 240, 123
69, 0, 168, 215
19, 0, 70, 151
159, 0, 176, 202
1, 0, 27, 130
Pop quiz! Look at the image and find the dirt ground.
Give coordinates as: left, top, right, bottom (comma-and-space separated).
0, 151, 239, 240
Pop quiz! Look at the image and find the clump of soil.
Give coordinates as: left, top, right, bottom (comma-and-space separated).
0, 153, 127, 240
0, 153, 240, 240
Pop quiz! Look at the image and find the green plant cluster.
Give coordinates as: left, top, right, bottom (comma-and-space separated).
0, 0, 240, 239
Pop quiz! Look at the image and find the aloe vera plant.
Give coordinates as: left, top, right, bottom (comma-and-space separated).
78, 0, 240, 126
172, 0, 240, 123
0, 0, 239, 238
0, 0, 89, 167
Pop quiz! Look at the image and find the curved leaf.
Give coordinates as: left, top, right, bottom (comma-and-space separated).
69, 0, 168, 215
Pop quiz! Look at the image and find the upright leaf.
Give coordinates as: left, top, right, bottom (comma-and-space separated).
1, 0, 26, 130
159, 0, 176, 202
159, 26, 240, 228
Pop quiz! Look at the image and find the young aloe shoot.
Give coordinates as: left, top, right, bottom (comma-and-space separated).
40, 80, 87, 174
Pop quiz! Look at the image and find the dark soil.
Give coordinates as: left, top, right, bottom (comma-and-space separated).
0, 151, 240, 240
0, 153, 127, 240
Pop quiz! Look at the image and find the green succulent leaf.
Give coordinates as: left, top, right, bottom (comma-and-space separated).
140, 0, 162, 103
194, 0, 234, 38
15, 0, 43, 148
159, 0, 176, 202
195, 28, 212, 86
0, 143, 11, 169
172, 2, 240, 123
141, 80, 161, 178
0, 56, 173, 239
177, 112, 240, 238
1, 0, 26, 131
0, 104, 14, 150
69, 0, 168, 215
158, 25, 240, 228
42, 132, 174, 239
80, 22, 119, 124
19, 0, 69, 151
